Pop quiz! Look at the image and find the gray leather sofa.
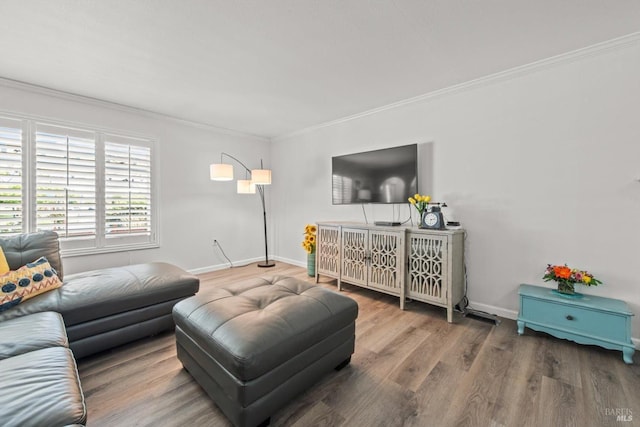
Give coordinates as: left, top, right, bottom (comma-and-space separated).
0, 231, 200, 358
0, 231, 200, 426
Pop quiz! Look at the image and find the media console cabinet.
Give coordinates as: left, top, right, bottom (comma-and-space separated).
315, 222, 464, 322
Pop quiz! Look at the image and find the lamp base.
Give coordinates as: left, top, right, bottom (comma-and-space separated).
258, 261, 276, 268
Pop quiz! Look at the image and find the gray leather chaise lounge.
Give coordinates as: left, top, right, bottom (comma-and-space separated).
173, 275, 358, 427
0, 231, 200, 426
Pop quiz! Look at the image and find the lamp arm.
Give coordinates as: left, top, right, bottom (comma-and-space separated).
220, 152, 253, 175
220, 152, 267, 206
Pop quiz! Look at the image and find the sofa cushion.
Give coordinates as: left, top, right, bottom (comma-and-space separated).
0, 257, 63, 312
0, 262, 200, 326
0, 246, 9, 275
0, 231, 63, 280
0, 347, 86, 426
0, 311, 68, 359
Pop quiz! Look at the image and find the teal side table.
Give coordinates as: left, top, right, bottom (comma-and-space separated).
517, 284, 635, 364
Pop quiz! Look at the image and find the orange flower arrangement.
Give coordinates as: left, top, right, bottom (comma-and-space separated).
552, 265, 571, 280
543, 263, 602, 294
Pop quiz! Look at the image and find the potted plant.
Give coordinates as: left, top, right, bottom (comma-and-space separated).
543, 264, 602, 295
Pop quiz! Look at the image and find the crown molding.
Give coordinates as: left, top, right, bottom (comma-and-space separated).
2, 31, 638, 144
0, 77, 269, 142
274, 31, 640, 142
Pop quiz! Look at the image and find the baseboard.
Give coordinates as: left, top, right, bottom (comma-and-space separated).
467, 300, 518, 321
187, 256, 265, 274
188, 263, 229, 275
189, 255, 299, 274
272, 255, 306, 268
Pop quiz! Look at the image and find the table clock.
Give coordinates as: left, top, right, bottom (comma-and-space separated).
421, 205, 445, 229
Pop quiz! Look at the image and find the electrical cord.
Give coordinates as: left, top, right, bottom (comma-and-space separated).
404, 202, 414, 226
454, 230, 469, 313
454, 231, 500, 324
213, 240, 234, 267
361, 204, 369, 224
401, 209, 412, 225
213, 240, 261, 268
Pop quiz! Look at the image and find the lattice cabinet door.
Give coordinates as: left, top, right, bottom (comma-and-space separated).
316, 224, 341, 280
341, 227, 368, 287
407, 233, 448, 304
368, 230, 403, 296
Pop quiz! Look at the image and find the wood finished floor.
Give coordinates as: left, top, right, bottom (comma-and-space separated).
77, 262, 640, 427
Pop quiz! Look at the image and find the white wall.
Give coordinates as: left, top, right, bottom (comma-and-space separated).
0, 83, 271, 274
271, 42, 640, 336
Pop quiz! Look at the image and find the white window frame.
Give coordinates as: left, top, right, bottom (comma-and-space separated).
0, 113, 159, 256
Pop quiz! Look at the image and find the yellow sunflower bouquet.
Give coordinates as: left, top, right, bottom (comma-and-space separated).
302, 224, 317, 254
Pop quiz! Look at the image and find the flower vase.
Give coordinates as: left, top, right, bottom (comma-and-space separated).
418, 210, 426, 229
556, 281, 575, 295
307, 252, 316, 277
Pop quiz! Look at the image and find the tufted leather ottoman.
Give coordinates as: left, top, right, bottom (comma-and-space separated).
172, 275, 358, 427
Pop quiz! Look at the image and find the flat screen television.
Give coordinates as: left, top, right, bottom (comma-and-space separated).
332, 144, 418, 204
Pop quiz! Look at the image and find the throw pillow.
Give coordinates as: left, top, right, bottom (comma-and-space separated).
0, 257, 62, 312
0, 247, 9, 275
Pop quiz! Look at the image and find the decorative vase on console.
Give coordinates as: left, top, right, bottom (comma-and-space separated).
556, 279, 576, 295
408, 193, 431, 227
543, 264, 602, 296
302, 224, 317, 277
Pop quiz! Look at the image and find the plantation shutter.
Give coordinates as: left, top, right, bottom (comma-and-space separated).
0, 118, 24, 235
35, 124, 96, 238
0, 113, 157, 254
104, 136, 152, 243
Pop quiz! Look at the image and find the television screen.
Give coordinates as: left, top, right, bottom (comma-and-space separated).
332, 144, 418, 204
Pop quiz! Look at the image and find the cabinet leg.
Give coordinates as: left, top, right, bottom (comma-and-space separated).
517, 320, 525, 335
623, 346, 635, 364
400, 297, 405, 310
337, 279, 342, 291
447, 308, 453, 323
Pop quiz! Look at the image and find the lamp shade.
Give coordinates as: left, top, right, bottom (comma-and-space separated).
251, 169, 272, 185
237, 179, 256, 194
210, 163, 233, 181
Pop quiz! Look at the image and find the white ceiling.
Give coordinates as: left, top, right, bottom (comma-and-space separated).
1, 1, 639, 139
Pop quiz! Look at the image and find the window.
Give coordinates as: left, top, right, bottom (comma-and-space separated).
104, 135, 153, 246
0, 118, 23, 235
35, 124, 96, 238
0, 115, 157, 255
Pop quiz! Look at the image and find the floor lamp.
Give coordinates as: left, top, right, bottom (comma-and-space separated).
210, 153, 275, 268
